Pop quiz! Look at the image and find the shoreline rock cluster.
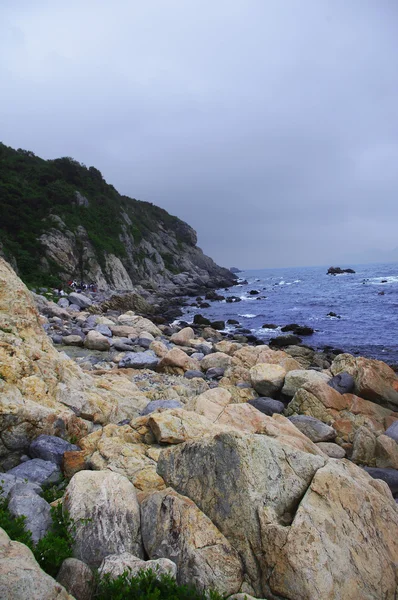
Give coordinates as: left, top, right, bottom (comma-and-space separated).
1, 257, 398, 599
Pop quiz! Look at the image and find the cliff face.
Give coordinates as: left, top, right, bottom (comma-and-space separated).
0, 144, 235, 291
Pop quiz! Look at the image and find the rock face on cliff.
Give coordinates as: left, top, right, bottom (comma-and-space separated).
0, 143, 235, 291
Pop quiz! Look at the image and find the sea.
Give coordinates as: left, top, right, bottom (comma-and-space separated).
181, 262, 398, 365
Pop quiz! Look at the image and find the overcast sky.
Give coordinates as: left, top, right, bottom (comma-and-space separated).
1, 1, 398, 269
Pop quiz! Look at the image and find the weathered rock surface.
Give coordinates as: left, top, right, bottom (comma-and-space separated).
84, 330, 110, 351
170, 327, 195, 346
63, 470, 143, 567
140, 399, 183, 416
99, 552, 177, 580
56, 558, 94, 600
316, 442, 346, 458
0, 527, 73, 599
247, 398, 285, 416
118, 351, 159, 370
141, 488, 243, 595
385, 420, 398, 442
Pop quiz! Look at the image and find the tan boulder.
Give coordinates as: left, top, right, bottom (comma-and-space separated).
286, 380, 398, 445
158, 431, 326, 595
148, 409, 227, 444
84, 330, 110, 351
185, 387, 233, 421
282, 369, 331, 397
99, 552, 176, 580
56, 557, 94, 600
63, 470, 143, 567
375, 434, 398, 469
117, 312, 162, 336
331, 353, 398, 409
0, 527, 73, 599
250, 363, 286, 396
200, 352, 232, 371
158, 347, 200, 375
316, 442, 346, 458
214, 340, 242, 355
141, 488, 243, 595
170, 326, 195, 346
109, 324, 138, 338
267, 460, 398, 600
149, 340, 169, 358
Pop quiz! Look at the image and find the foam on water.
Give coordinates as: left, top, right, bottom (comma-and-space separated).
239, 313, 257, 318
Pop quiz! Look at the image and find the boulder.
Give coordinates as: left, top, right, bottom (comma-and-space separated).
63, 470, 143, 567
84, 331, 110, 351
147, 409, 226, 444
117, 313, 162, 337
170, 327, 195, 346
157, 431, 326, 595
29, 435, 79, 466
269, 334, 302, 348
248, 398, 285, 416
328, 371, 355, 394
98, 552, 176, 581
63, 335, 84, 347
384, 420, 398, 443
185, 388, 233, 421
158, 347, 200, 374
364, 467, 398, 497
118, 351, 159, 370
282, 369, 331, 397
316, 442, 346, 458
141, 488, 243, 595
288, 415, 336, 443
8, 459, 61, 487
184, 370, 205, 379
331, 354, 398, 409
56, 558, 94, 600
8, 483, 51, 543
140, 399, 183, 416
68, 293, 92, 309
250, 363, 286, 396
0, 528, 73, 599
94, 324, 112, 337
200, 352, 232, 372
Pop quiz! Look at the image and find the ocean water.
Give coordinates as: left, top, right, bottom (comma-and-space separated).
182, 263, 398, 364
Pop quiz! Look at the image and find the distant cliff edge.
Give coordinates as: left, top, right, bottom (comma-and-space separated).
0, 143, 235, 292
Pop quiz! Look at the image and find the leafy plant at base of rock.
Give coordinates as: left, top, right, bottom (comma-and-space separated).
41, 477, 68, 503
0, 487, 73, 577
93, 568, 226, 600
34, 503, 74, 577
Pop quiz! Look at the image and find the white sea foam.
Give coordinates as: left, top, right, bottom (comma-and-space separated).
238, 313, 257, 318
239, 295, 256, 301
368, 275, 398, 285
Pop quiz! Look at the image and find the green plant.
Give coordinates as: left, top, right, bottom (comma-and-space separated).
41, 478, 68, 503
34, 503, 74, 576
0, 483, 34, 548
93, 568, 226, 600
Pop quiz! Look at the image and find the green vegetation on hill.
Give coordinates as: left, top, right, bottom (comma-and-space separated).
0, 143, 193, 286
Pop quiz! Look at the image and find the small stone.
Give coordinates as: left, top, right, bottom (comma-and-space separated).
288, 415, 337, 443
84, 330, 111, 351
184, 370, 206, 379
63, 335, 84, 347
94, 324, 112, 337
206, 367, 225, 379
248, 398, 285, 416
63, 451, 87, 479
118, 351, 159, 370
56, 557, 94, 600
316, 442, 346, 458
328, 372, 355, 394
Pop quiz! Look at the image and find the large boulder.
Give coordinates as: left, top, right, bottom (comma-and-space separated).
200, 352, 233, 372
158, 431, 398, 599
141, 488, 243, 595
158, 347, 200, 375
158, 430, 326, 595
250, 363, 286, 396
0, 528, 73, 599
68, 293, 92, 309
331, 354, 398, 409
282, 369, 331, 397
63, 470, 143, 567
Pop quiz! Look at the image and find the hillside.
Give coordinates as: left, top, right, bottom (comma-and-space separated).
0, 143, 235, 291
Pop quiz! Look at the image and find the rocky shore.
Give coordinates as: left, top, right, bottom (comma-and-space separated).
1, 256, 398, 600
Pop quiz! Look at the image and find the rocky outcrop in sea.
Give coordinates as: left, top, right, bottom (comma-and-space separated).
0, 256, 398, 599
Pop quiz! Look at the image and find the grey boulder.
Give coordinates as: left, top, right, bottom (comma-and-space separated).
248, 398, 285, 416
118, 351, 159, 370
68, 293, 93, 309
94, 324, 112, 337
56, 558, 94, 600
328, 371, 355, 394
184, 370, 206, 379
384, 421, 398, 443
29, 435, 79, 466
8, 458, 62, 487
8, 483, 52, 543
364, 467, 398, 497
288, 415, 336, 442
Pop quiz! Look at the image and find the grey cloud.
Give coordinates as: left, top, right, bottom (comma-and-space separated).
1, 0, 397, 268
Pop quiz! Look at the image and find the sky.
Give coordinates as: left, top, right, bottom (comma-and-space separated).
1, 0, 398, 269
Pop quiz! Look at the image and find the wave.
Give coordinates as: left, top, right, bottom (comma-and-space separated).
238, 313, 257, 318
